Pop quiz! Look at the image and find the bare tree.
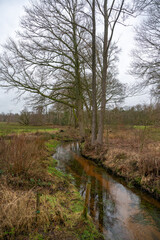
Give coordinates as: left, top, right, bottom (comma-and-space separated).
95, 0, 152, 145
131, 0, 160, 100
91, 0, 97, 144
0, 0, 88, 137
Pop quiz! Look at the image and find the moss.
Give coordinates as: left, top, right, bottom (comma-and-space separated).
45, 139, 60, 153
70, 192, 84, 213
75, 217, 104, 240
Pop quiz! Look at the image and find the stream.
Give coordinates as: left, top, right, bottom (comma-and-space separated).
53, 142, 160, 240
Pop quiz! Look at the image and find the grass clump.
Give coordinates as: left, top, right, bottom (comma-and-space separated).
0, 185, 52, 239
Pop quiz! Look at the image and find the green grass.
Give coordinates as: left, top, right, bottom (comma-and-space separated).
45, 139, 60, 153
149, 127, 160, 141
134, 125, 160, 142
134, 125, 148, 129
133, 125, 160, 141
0, 122, 58, 136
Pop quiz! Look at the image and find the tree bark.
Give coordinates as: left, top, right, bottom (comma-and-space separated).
91, 0, 97, 145
97, 0, 108, 145
72, 7, 85, 138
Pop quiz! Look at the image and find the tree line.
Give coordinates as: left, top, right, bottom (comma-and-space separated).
1, 103, 159, 127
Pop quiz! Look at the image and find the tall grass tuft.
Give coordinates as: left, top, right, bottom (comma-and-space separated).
0, 185, 52, 239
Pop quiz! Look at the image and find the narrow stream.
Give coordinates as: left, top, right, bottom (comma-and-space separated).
53, 143, 160, 240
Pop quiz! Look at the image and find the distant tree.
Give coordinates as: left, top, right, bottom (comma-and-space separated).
19, 108, 30, 125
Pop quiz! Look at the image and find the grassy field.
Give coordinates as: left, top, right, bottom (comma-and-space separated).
0, 122, 58, 136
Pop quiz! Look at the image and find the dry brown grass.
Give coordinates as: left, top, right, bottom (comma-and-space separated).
139, 150, 160, 177
0, 184, 52, 239
0, 135, 48, 180
105, 127, 160, 175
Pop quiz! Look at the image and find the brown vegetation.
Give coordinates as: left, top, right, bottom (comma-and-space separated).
0, 135, 46, 179
82, 126, 160, 199
0, 185, 52, 238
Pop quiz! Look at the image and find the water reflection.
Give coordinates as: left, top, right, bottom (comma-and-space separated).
53, 143, 160, 240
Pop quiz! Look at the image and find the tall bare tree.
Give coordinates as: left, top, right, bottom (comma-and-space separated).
95, 0, 152, 145
0, 0, 88, 137
91, 0, 97, 144
131, 0, 160, 100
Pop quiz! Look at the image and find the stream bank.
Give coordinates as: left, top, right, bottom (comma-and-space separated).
81, 137, 160, 201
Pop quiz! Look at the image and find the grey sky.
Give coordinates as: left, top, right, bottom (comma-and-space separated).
0, 0, 151, 113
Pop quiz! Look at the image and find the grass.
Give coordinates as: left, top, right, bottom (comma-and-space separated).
45, 139, 60, 153
0, 122, 58, 136
133, 125, 160, 141
0, 130, 102, 240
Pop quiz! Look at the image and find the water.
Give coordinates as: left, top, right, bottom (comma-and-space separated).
53, 142, 160, 240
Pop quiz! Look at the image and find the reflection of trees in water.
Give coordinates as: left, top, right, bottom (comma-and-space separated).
57, 145, 118, 233
139, 200, 160, 229
70, 142, 80, 155
88, 175, 118, 233
97, 181, 104, 232
90, 176, 96, 220
65, 156, 87, 195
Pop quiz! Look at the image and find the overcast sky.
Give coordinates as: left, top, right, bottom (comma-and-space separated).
0, 0, 151, 113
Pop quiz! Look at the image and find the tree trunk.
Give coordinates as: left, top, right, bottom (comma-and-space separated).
97, 0, 108, 145
91, 0, 97, 145
72, 9, 85, 138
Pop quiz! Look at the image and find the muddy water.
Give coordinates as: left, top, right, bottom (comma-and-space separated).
53, 143, 160, 240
